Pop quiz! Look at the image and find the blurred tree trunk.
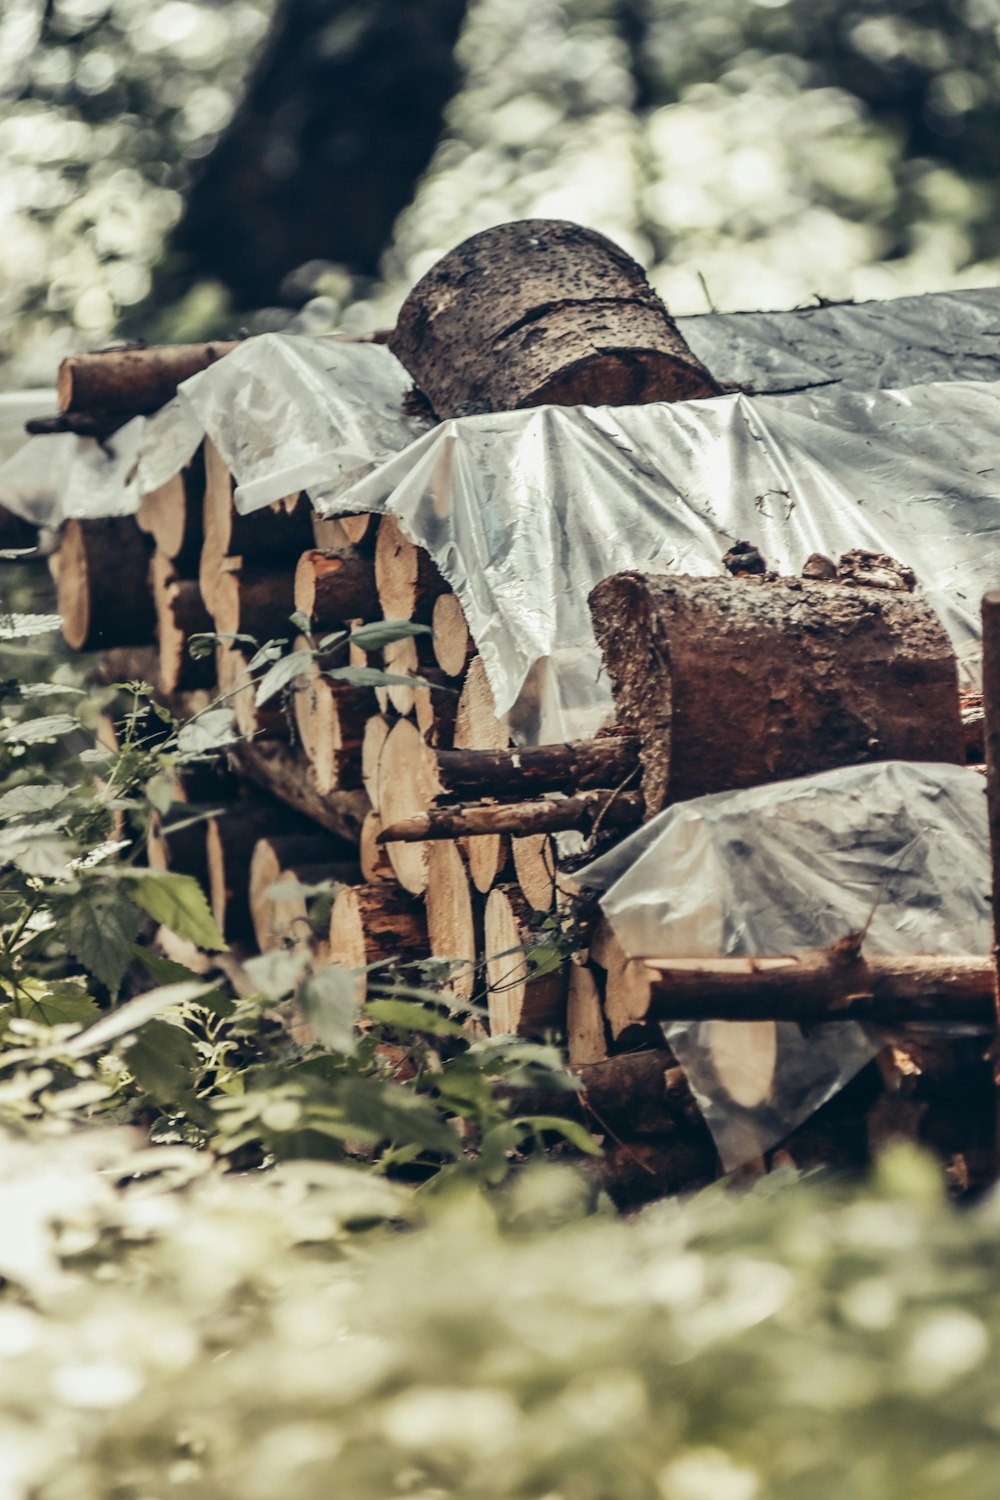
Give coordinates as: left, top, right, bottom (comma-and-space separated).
166, 0, 470, 309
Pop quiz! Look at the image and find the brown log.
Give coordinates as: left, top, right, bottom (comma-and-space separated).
249, 834, 358, 953
152, 554, 214, 695
594, 1138, 718, 1211
432, 592, 473, 677
512, 833, 556, 912
359, 811, 395, 883
361, 714, 392, 810
57, 341, 241, 415
87, 644, 161, 690
566, 964, 608, 1065
57, 517, 155, 651
375, 514, 447, 623
453, 656, 510, 893
227, 739, 370, 844
210, 563, 296, 643
378, 789, 644, 843
199, 439, 235, 614
425, 841, 478, 1002
339, 513, 379, 551
376, 718, 443, 894
25, 412, 129, 442
291, 646, 369, 792
484, 883, 567, 1037
146, 805, 211, 888
641, 948, 996, 1027
590, 572, 964, 815
327, 884, 429, 1002
590, 918, 653, 1042
137, 445, 205, 571
389, 219, 721, 419
434, 734, 639, 800
293, 547, 378, 627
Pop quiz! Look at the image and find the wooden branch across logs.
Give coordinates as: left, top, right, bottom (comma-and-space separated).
433, 735, 639, 799
378, 789, 644, 843
639, 948, 996, 1028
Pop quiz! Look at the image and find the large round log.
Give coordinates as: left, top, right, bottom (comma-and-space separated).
137, 445, 205, 572
589, 572, 965, 815
58, 517, 155, 651
294, 547, 378, 628
389, 219, 721, 419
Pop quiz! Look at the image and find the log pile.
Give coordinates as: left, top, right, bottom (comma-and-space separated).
28, 219, 999, 1201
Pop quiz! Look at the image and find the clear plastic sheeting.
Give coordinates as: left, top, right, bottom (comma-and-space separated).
577, 760, 992, 1170
178, 333, 432, 514
682, 287, 1000, 396
340, 378, 1000, 740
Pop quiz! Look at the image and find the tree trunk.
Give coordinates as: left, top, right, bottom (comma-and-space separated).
590, 572, 964, 814
389, 219, 721, 418
434, 734, 639, 800
57, 343, 240, 415
152, 554, 214, 695
327, 884, 429, 1001
227, 739, 369, 843
377, 789, 644, 843
375, 515, 447, 622
57, 517, 155, 651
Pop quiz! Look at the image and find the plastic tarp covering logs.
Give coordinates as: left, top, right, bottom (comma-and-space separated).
577, 760, 992, 1170
343, 378, 1000, 741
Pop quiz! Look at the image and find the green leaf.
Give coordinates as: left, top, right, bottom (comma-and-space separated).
348, 620, 432, 651
19, 683, 85, 700
243, 948, 311, 1000
255, 649, 315, 708
126, 1019, 200, 1104
131, 945, 233, 1016
65, 981, 211, 1057
289, 609, 312, 635
511, 1115, 602, 1156
176, 709, 237, 757
1, 713, 78, 743
17, 980, 99, 1028
0, 613, 62, 640
64, 885, 143, 994
325, 665, 433, 690
120, 871, 226, 952
298, 966, 361, 1052
366, 999, 467, 1038
0, 785, 69, 821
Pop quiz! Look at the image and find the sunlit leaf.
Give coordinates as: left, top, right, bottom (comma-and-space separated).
64, 886, 143, 995
1, 714, 78, 743
298, 966, 362, 1052
0, 784, 69, 821
255, 649, 315, 708
120, 871, 226, 952
349, 620, 432, 651
0, 613, 62, 640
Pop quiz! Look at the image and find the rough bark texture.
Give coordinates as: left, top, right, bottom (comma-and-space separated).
57, 343, 240, 415
590, 572, 964, 814
327, 884, 429, 999
434, 735, 639, 800
228, 740, 369, 843
58, 517, 155, 651
378, 789, 644, 843
389, 219, 721, 419
294, 547, 378, 626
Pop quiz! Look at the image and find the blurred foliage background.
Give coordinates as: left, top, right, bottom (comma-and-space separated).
3, 0, 1000, 387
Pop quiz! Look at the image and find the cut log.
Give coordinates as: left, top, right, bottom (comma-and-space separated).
249, 834, 358, 952
338, 513, 379, 551
432, 592, 473, 677
137, 445, 205, 571
389, 219, 721, 419
484, 883, 567, 1036
590, 918, 654, 1041
25, 412, 128, 442
566, 964, 608, 1066
152, 554, 214, 695
434, 734, 639, 801
199, 439, 235, 614
453, 656, 510, 893
414, 669, 459, 747
359, 811, 395, 883
57, 517, 155, 651
146, 806, 210, 888
590, 572, 964, 814
425, 841, 478, 1001
57, 341, 240, 415
361, 714, 392, 810
378, 789, 644, 842
512, 833, 556, 912
210, 563, 296, 643
216, 645, 288, 742
293, 547, 378, 627
376, 718, 443, 894
642, 948, 996, 1027
374, 514, 447, 623
327, 884, 429, 1001
292, 643, 369, 792
227, 739, 369, 844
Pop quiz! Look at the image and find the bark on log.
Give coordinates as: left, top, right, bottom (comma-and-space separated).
58, 517, 155, 651
360, 811, 395, 883
210, 563, 296, 643
376, 718, 444, 893
641, 948, 996, 1027
590, 572, 964, 815
207, 804, 297, 943
378, 789, 644, 842
292, 643, 369, 792
57, 341, 240, 415
434, 734, 639, 800
484, 883, 567, 1036
425, 841, 478, 1002
327, 884, 429, 1002
146, 806, 211, 888
25, 412, 129, 442
216, 645, 289, 742
453, 655, 510, 892
389, 219, 721, 419
375, 515, 447, 623
152, 554, 214, 695
227, 739, 369, 843
293, 547, 378, 627
137, 445, 205, 571
590, 918, 654, 1042
249, 834, 358, 952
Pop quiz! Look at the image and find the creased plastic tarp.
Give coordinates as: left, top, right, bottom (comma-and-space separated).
338, 379, 1000, 742
178, 334, 432, 513
576, 760, 992, 1170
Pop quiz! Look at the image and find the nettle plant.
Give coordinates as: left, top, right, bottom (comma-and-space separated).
0, 595, 594, 1185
